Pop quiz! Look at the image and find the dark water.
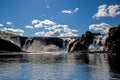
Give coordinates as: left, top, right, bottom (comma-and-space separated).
0, 52, 120, 80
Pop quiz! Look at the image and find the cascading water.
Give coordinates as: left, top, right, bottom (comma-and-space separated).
25, 39, 60, 53
88, 35, 108, 52
62, 39, 65, 49
21, 37, 70, 53
22, 38, 33, 51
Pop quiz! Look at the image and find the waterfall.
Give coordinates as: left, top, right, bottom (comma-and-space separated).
26, 39, 60, 53
88, 35, 108, 52
22, 38, 33, 51
62, 39, 67, 50
22, 37, 69, 53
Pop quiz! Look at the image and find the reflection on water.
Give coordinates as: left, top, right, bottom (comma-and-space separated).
0, 52, 120, 80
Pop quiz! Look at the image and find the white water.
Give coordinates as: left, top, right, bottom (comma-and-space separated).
88, 35, 108, 52
22, 38, 33, 51
23, 39, 62, 53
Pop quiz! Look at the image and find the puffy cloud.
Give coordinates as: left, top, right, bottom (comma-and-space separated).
35, 31, 60, 37
41, 19, 56, 25
35, 31, 45, 36
32, 20, 40, 24
0, 24, 3, 27
30, 19, 56, 28
45, 31, 60, 37
6, 22, 12, 25
34, 23, 43, 28
26, 19, 78, 37
1, 28, 24, 36
35, 30, 78, 37
61, 8, 79, 14
25, 25, 33, 29
89, 23, 111, 33
93, 4, 120, 19
108, 5, 120, 17
45, 24, 78, 33
59, 32, 78, 37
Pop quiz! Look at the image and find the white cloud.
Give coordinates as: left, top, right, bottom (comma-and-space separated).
35, 30, 78, 37
35, 31, 60, 37
108, 5, 120, 17
93, 4, 120, 19
1, 28, 24, 36
25, 25, 33, 29
41, 19, 56, 25
6, 21, 16, 28
26, 19, 78, 37
71, 29, 78, 32
59, 32, 78, 37
74, 8, 79, 12
89, 23, 111, 33
35, 25, 78, 37
35, 31, 45, 36
0, 24, 3, 27
62, 10, 73, 14
45, 24, 78, 33
34, 23, 43, 28
45, 31, 60, 37
6, 22, 12, 25
32, 20, 40, 24
31, 19, 56, 28
61, 8, 79, 14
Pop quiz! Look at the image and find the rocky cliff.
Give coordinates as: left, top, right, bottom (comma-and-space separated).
68, 31, 101, 52
106, 24, 120, 73
0, 38, 22, 52
106, 24, 120, 53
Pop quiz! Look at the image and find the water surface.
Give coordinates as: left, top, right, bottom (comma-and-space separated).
0, 52, 120, 80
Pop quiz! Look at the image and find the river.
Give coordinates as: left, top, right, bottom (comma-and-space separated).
0, 52, 120, 80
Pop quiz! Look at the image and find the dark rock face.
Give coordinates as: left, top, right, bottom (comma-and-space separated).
10, 36, 28, 48
106, 24, 120, 73
69, 41, 87, 52
108, 53, 120, 73
43, 37, 64, 48
106, 25, 120, 53
33, 37, 64, 48
0, 38, 22, 52
68, 31, 100, 52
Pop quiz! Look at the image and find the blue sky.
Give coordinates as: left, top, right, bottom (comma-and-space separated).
0, 0, 120, 36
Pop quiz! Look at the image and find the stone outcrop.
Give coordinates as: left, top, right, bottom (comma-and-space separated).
106, 24, 120, 53
106, 24, 120, 73
68, 31, 101, 52
0, 38, 22, 52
